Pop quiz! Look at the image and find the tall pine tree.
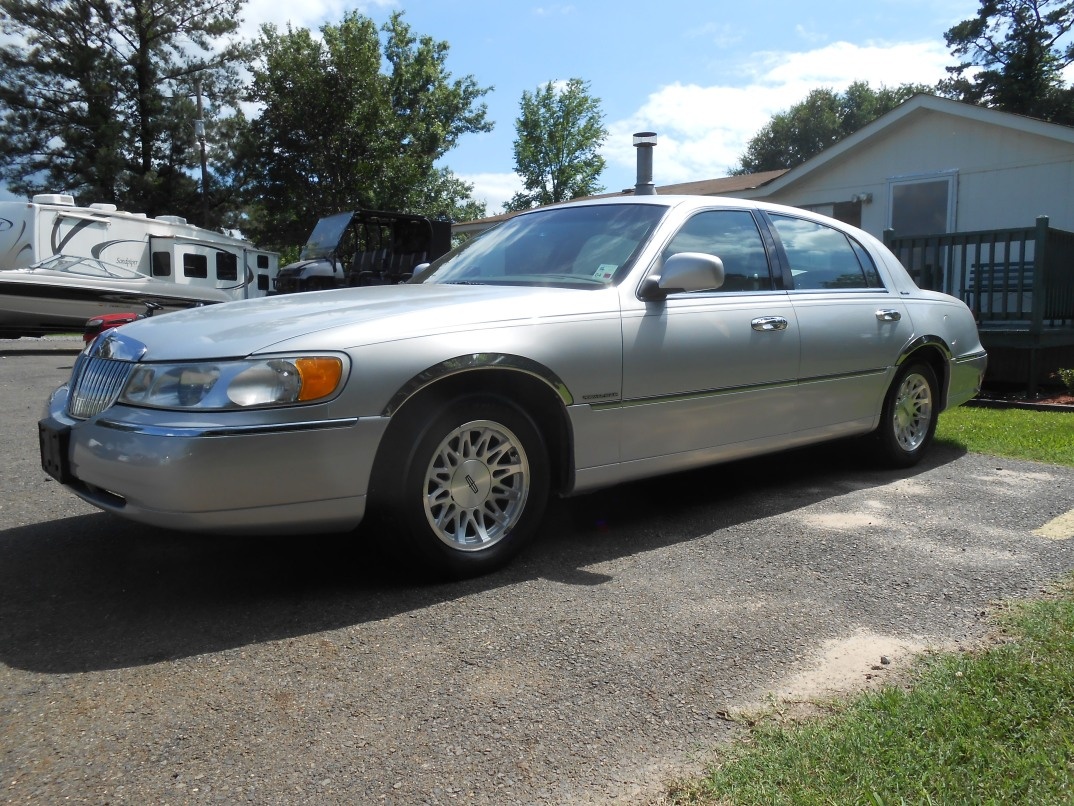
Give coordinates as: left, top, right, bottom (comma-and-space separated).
942, 0, 1074, 123
0, 0, 250, 225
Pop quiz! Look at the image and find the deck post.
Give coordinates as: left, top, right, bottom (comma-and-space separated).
1028, 216, 1049, 396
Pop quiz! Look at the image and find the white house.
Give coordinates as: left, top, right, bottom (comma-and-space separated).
727, 94, 1074, 242
458, 95, 1074, 242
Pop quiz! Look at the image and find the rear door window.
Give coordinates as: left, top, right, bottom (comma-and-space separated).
768, 214, 882, 290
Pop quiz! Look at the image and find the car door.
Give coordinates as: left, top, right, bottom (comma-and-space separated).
619, 208, 800, 464
765, 212, 916, 432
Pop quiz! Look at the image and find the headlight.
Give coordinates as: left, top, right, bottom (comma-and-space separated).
119, 355, 346, 410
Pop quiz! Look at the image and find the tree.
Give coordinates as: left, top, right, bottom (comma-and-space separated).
734, 82, 929, 174
942, 0, 1074, 123
0, 0, 250, 225
736, 82, 931, 174
503, 78, 607, 213
239, 11, 490, 250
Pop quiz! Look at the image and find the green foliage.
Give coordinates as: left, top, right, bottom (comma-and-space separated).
669, 580, 1074, 805
504, 78, 607, 213
941, 0, 1074, 123
935, 405, 1074, 466
238, 11, 490, 251
0, 0, 251, 225
1058, 368, 1074, 390
735, 82, 928, 174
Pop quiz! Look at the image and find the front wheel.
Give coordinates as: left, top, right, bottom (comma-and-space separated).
385, 395, 549, 578
875, 361, 939, 467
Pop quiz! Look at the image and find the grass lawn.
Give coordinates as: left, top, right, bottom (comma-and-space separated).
936, 405, 1074, 467
668, 582, 1074, 805
667, 404, 1074, 804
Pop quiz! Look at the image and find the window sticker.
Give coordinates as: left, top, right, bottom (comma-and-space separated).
593, 264, 618, 281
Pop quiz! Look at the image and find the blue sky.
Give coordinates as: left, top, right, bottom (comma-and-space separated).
0, 1, 1030, 211
311, 0, 991, 212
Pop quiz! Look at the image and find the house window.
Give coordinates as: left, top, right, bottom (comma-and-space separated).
889, 172, 956, 236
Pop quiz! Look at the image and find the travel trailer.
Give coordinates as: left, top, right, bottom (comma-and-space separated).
0, 194, 278, 336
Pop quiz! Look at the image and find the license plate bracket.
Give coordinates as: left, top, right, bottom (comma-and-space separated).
39, 419, 72, 484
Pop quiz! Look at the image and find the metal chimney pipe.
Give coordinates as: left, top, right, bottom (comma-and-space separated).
633, 131, 657, 195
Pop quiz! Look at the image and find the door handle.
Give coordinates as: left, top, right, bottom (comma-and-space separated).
751, 316, 788, 332
875, 309, 902, 322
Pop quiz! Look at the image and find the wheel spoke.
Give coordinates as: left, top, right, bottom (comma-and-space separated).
893, 373, 933, 452
422, 419, 531, 552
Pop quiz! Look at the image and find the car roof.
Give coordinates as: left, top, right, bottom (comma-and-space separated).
522, 193, 855, 230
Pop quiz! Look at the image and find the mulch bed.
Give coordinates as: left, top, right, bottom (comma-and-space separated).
971, 387, 1074, 411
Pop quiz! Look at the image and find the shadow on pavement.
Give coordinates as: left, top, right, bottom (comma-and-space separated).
0, 442, 964, 673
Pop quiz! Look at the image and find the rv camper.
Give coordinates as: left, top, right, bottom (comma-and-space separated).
0, 194, 279, 336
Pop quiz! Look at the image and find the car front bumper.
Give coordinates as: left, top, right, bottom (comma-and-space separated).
42, 386, 389, 535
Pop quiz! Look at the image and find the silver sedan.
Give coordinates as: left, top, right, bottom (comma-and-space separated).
39, 196, 987, 577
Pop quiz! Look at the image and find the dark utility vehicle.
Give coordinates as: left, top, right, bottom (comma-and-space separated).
274, 210, 452, 293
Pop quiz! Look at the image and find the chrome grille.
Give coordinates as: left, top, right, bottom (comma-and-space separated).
67, 353, 135, 419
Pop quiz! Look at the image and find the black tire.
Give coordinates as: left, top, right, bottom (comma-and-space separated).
876, 361, 939, 468
384, 394, 549, 579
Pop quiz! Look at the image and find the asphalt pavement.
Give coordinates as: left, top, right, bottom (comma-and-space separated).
2, 336, 1073, 804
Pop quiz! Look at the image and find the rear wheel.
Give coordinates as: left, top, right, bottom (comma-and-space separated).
876, 361, 939, 467
384, 394, 549, 578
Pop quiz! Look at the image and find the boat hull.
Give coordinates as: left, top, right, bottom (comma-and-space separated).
0, 272, 228, 336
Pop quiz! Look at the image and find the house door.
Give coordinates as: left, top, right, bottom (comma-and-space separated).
888, 171, 957, 288
889, 172, 956, 236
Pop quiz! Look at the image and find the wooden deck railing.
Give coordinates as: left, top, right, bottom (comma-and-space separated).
883, 216, 1074, 333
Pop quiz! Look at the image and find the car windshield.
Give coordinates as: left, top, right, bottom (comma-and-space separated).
300, 212, 354, 260
416, 203, 669, 288
30, 254, 143, 280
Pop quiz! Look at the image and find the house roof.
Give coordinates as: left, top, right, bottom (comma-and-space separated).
734, 93, 1074, 198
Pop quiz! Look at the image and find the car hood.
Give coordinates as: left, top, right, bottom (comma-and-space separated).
106, 283, 622, 361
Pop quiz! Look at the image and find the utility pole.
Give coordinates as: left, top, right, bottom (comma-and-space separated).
195, 78, 209, 228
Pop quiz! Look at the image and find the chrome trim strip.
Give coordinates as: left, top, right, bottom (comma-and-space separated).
384, 353, 574, 415
594, 367, 887, 411
593, 378, 799, 410
897, 335, 953, 364
954, 350, 988, 363
95, 416, 359, 438
797, 367, 888, 385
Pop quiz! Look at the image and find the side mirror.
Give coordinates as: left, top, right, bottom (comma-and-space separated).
640, 252, 725, 300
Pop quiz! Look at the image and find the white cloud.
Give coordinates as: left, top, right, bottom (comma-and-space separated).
236, 0, 395, 40
460, 172, 523, 215
605, 39, 953, 183
533, 5, 577, 17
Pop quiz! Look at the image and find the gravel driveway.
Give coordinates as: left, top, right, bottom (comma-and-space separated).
3, 337, 1073, 804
